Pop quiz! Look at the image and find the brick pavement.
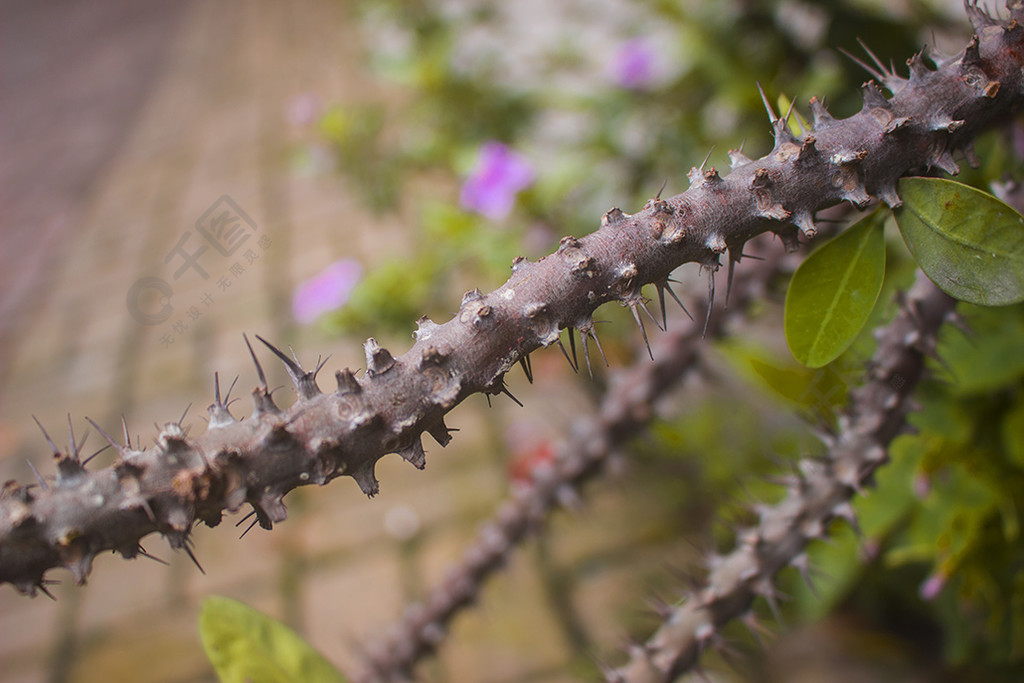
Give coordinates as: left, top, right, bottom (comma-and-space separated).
0, 2, 695, 682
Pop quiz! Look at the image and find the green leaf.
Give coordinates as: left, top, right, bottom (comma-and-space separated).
785, 210, 886, 367
894, 177, 1024, 305
199, 596, 347, 683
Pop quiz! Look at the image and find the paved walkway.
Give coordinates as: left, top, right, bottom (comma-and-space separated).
0, 2, 688, 682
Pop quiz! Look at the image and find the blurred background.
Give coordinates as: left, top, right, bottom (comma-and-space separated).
2, 0, 1021, 681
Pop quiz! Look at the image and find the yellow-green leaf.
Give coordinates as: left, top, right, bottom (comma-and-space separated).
785, 210, 886, 367
895, 177, 1024, 305
777, 93, 810, 138
199, 596, 347, 683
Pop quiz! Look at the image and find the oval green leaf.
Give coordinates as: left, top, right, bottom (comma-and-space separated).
200, 596, 347, 683
785, 210, 886, 368
895, 177, 1024, 305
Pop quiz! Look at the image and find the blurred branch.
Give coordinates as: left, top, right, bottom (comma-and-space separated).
608, 270, 955, 681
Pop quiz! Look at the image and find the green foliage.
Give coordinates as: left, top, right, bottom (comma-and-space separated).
785, 210, 886, 367
199, 596, 347, 683
895, 177, 1024, 306
790, 303, 1024, 670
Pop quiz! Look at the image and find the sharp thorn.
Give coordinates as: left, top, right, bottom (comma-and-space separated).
182, 543, 205, 574
500, 384, 524, 407
590, 326, 610, 367
80, 445, 110, 468
138, 547, 170, 566
518, 354, 534, 384
703, 267, 716, 339
781, 96, 797, 127
85, 418, 127, 456
757, 82, 777, 123
629, 303, 654, 360
485, 393, 492, 408
177, 403, 192, 427
313, 354, 331, 381
556, 338, 578, 373
660, 279, 693, 321
120, 416, 132, 449
699, 146, 715, 171
37, 583, 57, 601
239, 518, 259, 539
235, 510, 257, 528
32, 416, 60, 457
655, 285, 668, 330
27, 460, 49, 490
568, 327, 578, 369
725, 254, 738, 309
223, 376, 239, 405
838, 46, 885, 82
579, 329, 594, 378
637, 296, 663, 331
67, 414, 84, 461
655, 178, 668, 200
856, 37, 891, 78
255, 334, 305, 382
243, 333, 270, 391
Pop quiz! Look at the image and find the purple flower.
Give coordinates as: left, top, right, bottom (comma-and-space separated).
919, 572, 947, 601
292, 259, 362, 324
610, 38, 656, 90
459, 141, 535, 220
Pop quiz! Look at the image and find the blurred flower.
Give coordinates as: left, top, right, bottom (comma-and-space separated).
919, 572, 947, 601
913, 472, 931, 499
507, 440, 555, 489
505, 419, 556, 489
460, 141, 535, 220
610, 38, 656, 90
286, 92, 322, 127
292, 259, 362, 324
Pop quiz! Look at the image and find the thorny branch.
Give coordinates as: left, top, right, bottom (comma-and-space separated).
2, 4, 1023, 597
608, 270, 955, 682
357, 234, 797, 682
